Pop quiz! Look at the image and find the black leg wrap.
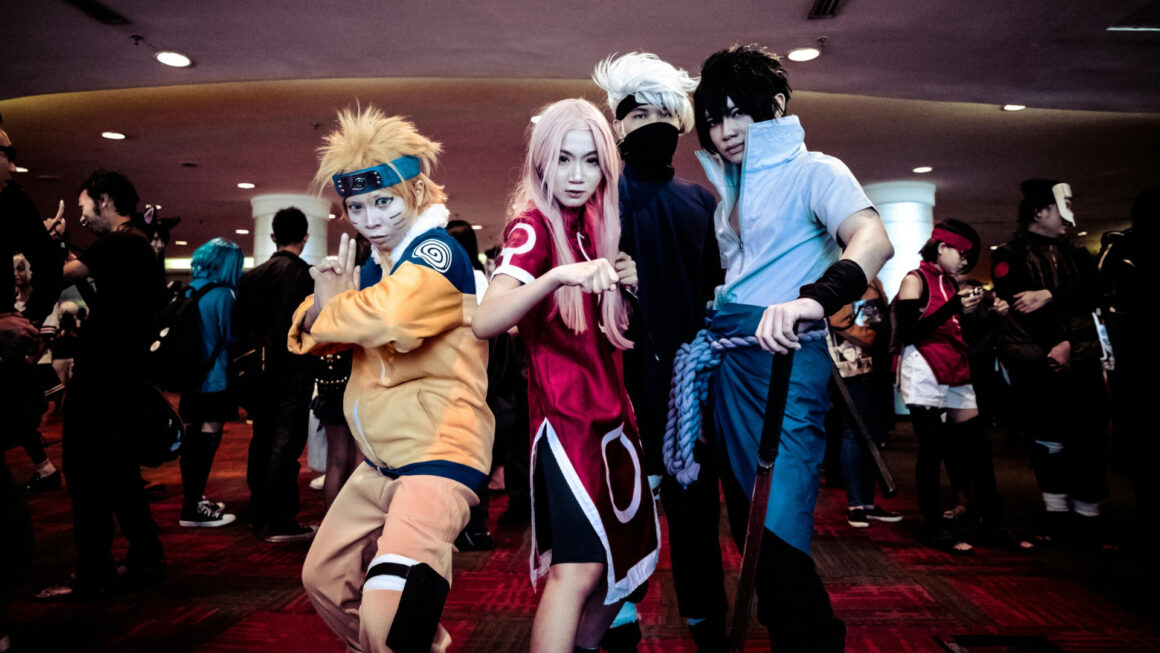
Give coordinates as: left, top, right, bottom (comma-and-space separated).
367, 561, 449, 653
1030, 442, 1069, 495
600, 620, 642, 653
755, 531, 845, 653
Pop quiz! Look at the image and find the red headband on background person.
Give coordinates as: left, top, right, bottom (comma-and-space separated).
931, 227, 973, 253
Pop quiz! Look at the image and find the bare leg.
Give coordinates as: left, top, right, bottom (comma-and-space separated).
531, 562, 604, 653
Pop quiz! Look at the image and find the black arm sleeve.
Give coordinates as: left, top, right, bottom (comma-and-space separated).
894, 295, 962, 346
799, 259, 868, 316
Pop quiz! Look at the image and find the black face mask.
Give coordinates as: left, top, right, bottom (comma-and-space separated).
619, 122, 680, 176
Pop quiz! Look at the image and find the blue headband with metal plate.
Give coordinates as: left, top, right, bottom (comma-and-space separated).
332, 155, 422, 198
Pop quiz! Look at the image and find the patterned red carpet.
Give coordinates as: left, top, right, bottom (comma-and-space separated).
6, 413, 1158, 652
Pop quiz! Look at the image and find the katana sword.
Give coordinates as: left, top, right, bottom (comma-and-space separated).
730, 348, 795, 652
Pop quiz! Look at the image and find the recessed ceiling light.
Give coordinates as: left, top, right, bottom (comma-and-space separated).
912, 166, 933, 174
236, 182, 255, 189
14, 166, 28, 173
235, 229, 250, 235
155, 51, 192, 68
174, 240, 188, 246
101, 131, 126, 140
471, 224, 483, 231
1002, 104, 1026, 112
990, 245, 999, 251
1077, 231, 1088, 236
787, 47, 821, 62
327, 213, 336, 220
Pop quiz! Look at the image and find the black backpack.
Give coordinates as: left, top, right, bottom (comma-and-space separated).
148, 282, 223, 393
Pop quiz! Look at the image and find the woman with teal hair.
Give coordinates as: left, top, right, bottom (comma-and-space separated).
178, 237, 244, 528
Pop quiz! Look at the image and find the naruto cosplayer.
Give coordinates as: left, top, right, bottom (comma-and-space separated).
291, 106, 494, 653
473, 99, 660, 653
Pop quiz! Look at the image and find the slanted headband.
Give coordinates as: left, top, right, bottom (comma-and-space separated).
615, 95, 644, 120
332, 155, 421, 198
931, 227, 973, 253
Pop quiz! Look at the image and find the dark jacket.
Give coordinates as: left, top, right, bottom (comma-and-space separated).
618, 164, 721, 474
233, 249, 313, 376
991, 230, 1100, 364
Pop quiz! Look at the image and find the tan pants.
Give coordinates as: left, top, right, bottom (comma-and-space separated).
302, 465, 476, 653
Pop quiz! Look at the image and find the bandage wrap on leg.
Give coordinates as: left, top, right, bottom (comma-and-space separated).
363, 555, 449, 653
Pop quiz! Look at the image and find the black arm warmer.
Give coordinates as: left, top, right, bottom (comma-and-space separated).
798, 259, 869, 317
894, 296, 962, 346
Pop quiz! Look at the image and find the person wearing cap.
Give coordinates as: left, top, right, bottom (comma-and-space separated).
291, 105, 493, 653
591, 52, 724, 652
991, 179, 1110, 550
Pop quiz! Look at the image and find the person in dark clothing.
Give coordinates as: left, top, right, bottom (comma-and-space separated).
1, 128, 63, 463
37, 170, 167, 600
2, 127, 64, 493
592, 52, 725, 652
992, 179, 1110, 549
233, 207, 317, 542
0, 125, 49, 649
1098, 186, 1157, 548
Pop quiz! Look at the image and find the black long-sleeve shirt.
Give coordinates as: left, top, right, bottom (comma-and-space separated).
233, 249, 314, 375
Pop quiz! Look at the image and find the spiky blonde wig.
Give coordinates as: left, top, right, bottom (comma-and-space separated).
592, 52, 699, 133
313, 105, 446, 213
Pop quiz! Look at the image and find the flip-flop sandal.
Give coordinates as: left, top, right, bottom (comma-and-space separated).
927, 531, 974, 556
985, 527, 1035, 552
942, 504, 969, 520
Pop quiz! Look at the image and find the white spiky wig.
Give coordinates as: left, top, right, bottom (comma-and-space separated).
592, 52, 699, 133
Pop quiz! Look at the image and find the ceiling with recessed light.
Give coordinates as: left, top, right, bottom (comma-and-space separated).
2, 0, 1158, 273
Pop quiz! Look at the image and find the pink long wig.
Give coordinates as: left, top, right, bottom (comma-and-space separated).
509, 98, 632, 350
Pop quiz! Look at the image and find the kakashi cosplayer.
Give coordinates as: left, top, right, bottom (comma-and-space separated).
591, 51, 725, 652
290, 106, 494, 653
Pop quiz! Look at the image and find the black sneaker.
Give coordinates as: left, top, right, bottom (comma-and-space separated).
263, 523, 317, 543
454, 527, 494, 552
180, 502, 236, 528
21, 470, 62, 492
199, 496, 226, 512
865, 506, 903, 523
846, 508, 869, 528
